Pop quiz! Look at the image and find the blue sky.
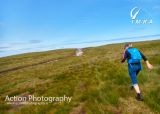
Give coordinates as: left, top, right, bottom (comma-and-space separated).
0, 0, 160, 57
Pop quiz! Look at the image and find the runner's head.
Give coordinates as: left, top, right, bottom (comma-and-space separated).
124, 43, 132, 49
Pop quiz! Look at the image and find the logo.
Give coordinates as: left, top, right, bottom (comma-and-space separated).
130, 6, 153, 24
130, 7, 140, 20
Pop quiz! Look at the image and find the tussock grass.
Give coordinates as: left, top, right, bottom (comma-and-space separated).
0, 40, 160, 114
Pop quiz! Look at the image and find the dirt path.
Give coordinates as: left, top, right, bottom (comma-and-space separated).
0, 55, 72, 74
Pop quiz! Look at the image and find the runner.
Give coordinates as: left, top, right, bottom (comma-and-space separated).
121, 43, 153, 101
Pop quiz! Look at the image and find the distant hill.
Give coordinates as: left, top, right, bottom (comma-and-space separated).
0, 40, 160, 114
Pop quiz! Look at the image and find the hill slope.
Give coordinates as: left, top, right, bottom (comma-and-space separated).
0, 40, 160, 114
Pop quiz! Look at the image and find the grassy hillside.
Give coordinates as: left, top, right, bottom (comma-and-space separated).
0, 40, 160, 114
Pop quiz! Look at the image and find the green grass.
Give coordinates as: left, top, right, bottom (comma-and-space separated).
0, 40, 160, 114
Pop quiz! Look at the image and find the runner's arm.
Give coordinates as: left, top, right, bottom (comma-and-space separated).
139, 51, 147, 61
139, 50, 153, 70
121, 51, 129, 63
